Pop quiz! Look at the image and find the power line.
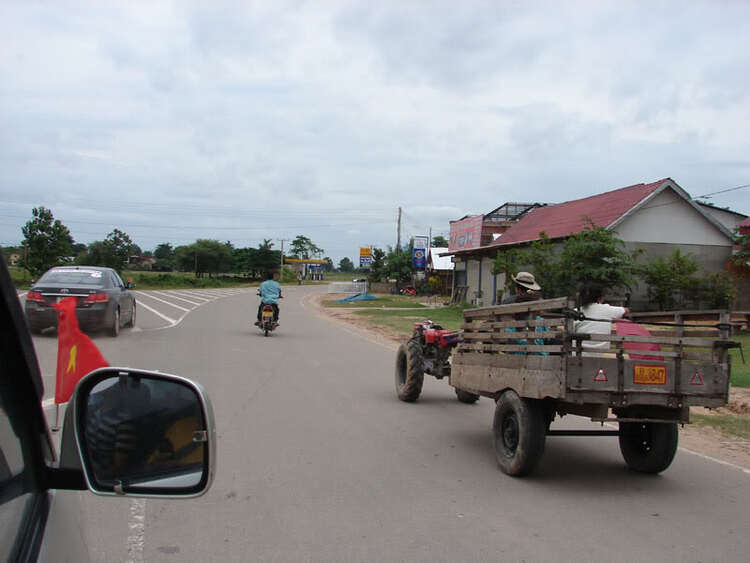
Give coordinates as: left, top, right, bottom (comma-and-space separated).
695, 183, 750, 199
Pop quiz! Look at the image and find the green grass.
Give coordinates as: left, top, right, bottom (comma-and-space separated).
692, 413, 750, 440
730, 333, 749, 388
123, 270, 256, 290
9, 267, 32, 289
323, 294, 425, 309
352, 305, 469, 337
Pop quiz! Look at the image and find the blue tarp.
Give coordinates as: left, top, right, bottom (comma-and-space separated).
333, 292, 378, 303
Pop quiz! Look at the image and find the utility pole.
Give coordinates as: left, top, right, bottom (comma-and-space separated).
396, 207, 402, 251
278, 238, 289, 273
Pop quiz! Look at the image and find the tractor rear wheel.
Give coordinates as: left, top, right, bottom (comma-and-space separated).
395, 339, 424, 402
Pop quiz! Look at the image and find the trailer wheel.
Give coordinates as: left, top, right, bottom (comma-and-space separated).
618, 422, 678, 474
395, 339, 424, 402
455, 389, 480, 404
492, 390, 546, 476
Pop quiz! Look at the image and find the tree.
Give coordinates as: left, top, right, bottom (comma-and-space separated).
369, 247, 387, 282
153, 242, 176, 271
385, 246, 415, 283
175, 239, 233, 277
250, 239, 280, 276
20, 207, 74, 276
639, 249, 702, 310
492, 224, 638, 299
431, 235, 449, 247
322, 257, 334, 272
338, 257, 355, 272
102, 229, 135, 273
289, 235, 323, 259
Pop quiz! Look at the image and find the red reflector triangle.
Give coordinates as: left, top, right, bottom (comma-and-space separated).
690, 372, 705, 386
594, 368, 608, 382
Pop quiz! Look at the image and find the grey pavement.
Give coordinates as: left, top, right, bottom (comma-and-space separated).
31, 286, 750, 562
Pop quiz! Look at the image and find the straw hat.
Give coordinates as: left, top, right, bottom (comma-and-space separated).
512, 271, 541, 291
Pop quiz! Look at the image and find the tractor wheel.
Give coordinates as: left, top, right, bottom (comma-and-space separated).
455, 389, 480, 404
618, 422, 678, 474
492, 390, 546, 476
395, 339, 424, 402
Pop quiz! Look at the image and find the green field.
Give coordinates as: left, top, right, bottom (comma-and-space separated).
692, 413, 750, 440
351, 305, 468, 337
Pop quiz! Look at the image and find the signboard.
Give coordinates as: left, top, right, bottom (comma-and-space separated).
449, 215, 484, 251
413, 236, 428, 250
360, 247, 373, 269
412, 248, 426, 269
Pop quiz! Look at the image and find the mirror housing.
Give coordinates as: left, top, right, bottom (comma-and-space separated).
71, 368, 215, 498
126, 280, 135, 289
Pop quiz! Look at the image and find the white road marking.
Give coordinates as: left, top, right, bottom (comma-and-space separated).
171, 290, 210, 302
126, 498, 146, 563
135, 300, 178, 325
151, 290, 202, 306
678, 446, 750, 475
179, 290, 219, 299
134, 291, 191, 312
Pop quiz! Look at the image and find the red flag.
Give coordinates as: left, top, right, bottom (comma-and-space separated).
614, 319, 663, 361
52, 297, 109, 404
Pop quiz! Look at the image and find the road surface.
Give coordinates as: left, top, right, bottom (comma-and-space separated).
29, 286, 750, 562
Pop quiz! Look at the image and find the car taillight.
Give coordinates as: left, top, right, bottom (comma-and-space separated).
26, 291, 45, 303
82, 293, 109, 304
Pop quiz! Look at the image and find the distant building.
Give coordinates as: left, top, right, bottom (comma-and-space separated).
446, 178, 740, 309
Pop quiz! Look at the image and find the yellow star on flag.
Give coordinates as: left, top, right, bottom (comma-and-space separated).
66, 344, 78, 375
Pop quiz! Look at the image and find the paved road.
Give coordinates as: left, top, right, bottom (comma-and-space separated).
31, 286, 750, 562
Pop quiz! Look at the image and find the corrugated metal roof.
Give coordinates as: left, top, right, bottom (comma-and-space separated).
428, 247, 453, 270
489, 179, 670, 247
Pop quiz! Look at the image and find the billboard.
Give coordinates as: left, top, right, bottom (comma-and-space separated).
412, 236, 429, 269
449, 215, 484, 251
360, 247, 373, 268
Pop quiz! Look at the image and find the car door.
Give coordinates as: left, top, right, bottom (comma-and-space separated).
110, 271, 129, 320
0, 255, 69, 561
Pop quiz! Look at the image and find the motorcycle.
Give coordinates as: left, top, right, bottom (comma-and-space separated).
256, 292, 281, 336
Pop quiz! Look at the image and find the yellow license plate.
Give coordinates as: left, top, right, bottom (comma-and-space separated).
633, 365, 667, 385
262, 311, 273, 319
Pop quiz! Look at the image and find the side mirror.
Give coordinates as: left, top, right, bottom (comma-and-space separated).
72, 368, 215, 498
126, 281, 135, 289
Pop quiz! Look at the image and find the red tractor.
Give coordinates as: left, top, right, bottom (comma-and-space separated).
394, 321, 480, 404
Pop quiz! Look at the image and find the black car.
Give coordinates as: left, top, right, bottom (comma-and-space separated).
24, 266, 136, 337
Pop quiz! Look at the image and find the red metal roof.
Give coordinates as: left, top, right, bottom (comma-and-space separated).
490, 179, 671, 247
740, 217, 750, 228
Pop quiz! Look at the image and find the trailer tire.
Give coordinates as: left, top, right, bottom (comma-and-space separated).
618, 422, 678, 474
492, 390, 546, 476
395, 339, 424, 402
455, 389, 480, 404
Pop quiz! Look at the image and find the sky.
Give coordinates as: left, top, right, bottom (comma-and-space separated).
1, 0, 749, 264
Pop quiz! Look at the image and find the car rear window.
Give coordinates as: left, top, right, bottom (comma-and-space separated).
38, 269, 107, 286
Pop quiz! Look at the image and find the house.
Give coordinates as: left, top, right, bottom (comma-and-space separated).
426, 247, 453, 294
447, 178, 739, 309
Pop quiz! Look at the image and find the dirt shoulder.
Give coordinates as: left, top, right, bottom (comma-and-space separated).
311, 293, 750, 472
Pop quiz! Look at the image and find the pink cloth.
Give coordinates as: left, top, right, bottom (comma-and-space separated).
614, 319, 663, 361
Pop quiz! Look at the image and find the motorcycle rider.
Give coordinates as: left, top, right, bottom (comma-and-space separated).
255, 271, 282, 326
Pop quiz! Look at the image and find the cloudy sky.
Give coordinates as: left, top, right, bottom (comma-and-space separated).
1, 1, 749, 263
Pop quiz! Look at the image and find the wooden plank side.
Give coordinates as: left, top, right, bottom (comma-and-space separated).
463, 297, 572, 319
460, 330, 564, 341
451, 360, 565, 399
461, 318, 567, 330
575, 333, 721, 347
457, 343, 563, 353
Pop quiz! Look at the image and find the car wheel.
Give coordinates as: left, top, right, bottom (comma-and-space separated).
126, 302, 136, 328
110, 307, 120, 337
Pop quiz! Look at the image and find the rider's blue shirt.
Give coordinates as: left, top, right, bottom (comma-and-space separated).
260, 280, 281, 304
